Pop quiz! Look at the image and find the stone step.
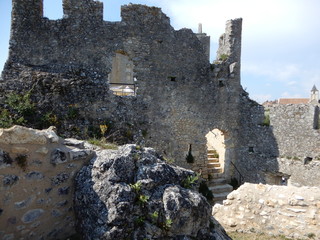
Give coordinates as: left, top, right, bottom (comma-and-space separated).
207, 158, 219, 163
208, 178, 227, 185
208, 173, 224, 179
207, 167, 222, 174
207, 154, 219, 158
207, 149, 217, 153
209, 184, 233, 194
207, 162, 221, 168
212, 191, 231, 203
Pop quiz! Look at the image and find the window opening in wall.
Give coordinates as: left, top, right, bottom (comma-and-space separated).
168, 76, 176, 81
248, 146, 254, 153
43, 0, 63, 19
109, 51, 136, 97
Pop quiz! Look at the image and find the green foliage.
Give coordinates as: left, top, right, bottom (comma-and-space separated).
262, 110, 270, 126
0, 91, 35, 128
150, 211, 159, 223
87, 138, 118, 150
219, 54, 229, 61
138, 194, 149, 204
67, 105, 79, 119
164, 218, 173, 230
163, 156, 175, 164
15, 154, 28, 171
134, 216, 145, 226
87, 125, 103, 138
141, 129, 148, 138
182, 173, 199, 189
6, 91, 35, 117
198, 181, 213, 201
41, 112, 59, 127
130, 182, 142, 194
0, 109, 15, 128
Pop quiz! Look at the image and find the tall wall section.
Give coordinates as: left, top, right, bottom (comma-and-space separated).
269, 104, 320, 186
0, 0, 289, 186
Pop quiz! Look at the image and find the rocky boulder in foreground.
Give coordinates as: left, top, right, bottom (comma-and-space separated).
74, 144, 231, 240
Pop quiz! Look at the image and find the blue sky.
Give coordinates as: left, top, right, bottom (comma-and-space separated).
1, 0, 320, 103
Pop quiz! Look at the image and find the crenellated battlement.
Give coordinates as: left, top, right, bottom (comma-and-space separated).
62, 0, 103, 21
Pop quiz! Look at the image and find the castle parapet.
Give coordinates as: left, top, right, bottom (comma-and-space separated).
63, 0, 103, 22
121, 4, 170, 27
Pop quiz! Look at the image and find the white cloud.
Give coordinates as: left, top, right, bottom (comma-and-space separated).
251, 94, 273, 103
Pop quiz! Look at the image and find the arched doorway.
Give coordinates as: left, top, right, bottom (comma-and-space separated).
205, 129, 226, 179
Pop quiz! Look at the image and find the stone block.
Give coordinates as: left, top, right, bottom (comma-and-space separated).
21, 209, 44, 223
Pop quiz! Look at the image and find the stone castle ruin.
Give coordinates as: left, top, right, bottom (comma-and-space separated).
0, 0, 320, 227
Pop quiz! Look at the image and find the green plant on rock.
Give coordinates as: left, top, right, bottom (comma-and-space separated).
41, 112, 59, 127
87, 138, 118, 150
182, 173, 199, 189
129, 182, 142, 194
0, 109, 15, 128
163, 156, 175, 164
134, 216, 145, 227
141, 129, 148, 138
6, 91, 35, 117
67, 104, 79, 119
138, 194, 149, 205
163, 218, 173, 230
150, 211, 159, 223
219, 54, 229, 61
262, 109, 270, 126
0, 91, 35, 128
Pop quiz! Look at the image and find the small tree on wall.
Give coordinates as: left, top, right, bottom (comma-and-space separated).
186, 144, 194, 163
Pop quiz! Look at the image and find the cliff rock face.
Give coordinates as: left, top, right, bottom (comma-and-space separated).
74, 144, 231, 240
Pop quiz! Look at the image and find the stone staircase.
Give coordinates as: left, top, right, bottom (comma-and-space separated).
207, 149, 233, 204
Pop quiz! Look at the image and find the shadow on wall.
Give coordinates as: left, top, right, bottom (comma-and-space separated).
236, 103, 282, 186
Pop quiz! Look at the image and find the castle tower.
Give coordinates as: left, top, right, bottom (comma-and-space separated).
196, 23, 210, 60
216, 18, 242, 64
310, 85, 319, 104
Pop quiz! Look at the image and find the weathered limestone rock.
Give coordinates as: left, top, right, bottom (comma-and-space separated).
213, 183, 320, 239
0, 125, 58, 145
74, 144, 231, 240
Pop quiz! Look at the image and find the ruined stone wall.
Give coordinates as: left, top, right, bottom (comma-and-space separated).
268, 104, 320, 186
213, 183, 320, 240
3, 0, 305, 187
1, 0, 249, 181
0, 126, 94, 240
270, 104, 320, 158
